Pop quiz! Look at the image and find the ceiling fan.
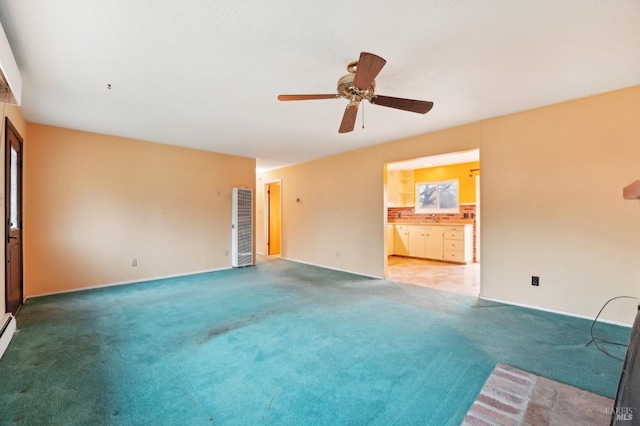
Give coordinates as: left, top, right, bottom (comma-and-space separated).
278, 52, 434, 134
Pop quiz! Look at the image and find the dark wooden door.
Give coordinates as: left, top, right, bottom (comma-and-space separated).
5, 118, 23, 316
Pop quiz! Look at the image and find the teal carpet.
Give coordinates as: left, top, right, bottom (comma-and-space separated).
0, 257, 629, 425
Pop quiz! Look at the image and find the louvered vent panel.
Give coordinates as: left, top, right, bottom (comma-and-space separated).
232, 188, 254, 267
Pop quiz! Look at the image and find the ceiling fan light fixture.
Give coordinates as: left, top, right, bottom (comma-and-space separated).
277, 52, 434, 133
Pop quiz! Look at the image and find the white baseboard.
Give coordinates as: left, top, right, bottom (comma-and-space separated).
280, 257, 382, 280
0, 313, 16, 360
26, 267, 233, 299
480, 296, 633, 327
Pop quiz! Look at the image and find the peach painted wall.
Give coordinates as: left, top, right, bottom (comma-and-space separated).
481, 86, 640, 324
24, 124, 255, 296
256, 123, 482, 275
0, 102, 27, 316
257, 86, 640, 324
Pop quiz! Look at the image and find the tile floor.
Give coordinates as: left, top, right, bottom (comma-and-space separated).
386, 255, 480, 296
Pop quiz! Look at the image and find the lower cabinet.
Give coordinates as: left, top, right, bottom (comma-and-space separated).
442, 227, 473, 263
408, 226, 443, 259
393, 225, 410, 256
408, 226, 427, 258
392, 223, 472, 264
425, 229, 443, 259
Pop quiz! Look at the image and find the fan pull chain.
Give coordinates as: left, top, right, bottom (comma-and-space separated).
362, 100, 365, 129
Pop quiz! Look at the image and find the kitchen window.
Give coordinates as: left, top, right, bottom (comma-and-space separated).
415, 179, 459, 213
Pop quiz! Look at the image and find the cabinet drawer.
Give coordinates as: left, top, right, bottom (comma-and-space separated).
444, 240, 464, 250
444, 250, 465, 262
444, 230, 464, 240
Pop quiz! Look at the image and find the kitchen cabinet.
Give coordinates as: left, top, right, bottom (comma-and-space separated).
399, 171, 415, 207
392, 223, 473, 264
387, 170, 414, 207
409, 226, 445, 259
425, 228, 443, 259
442, 225, 473, 263
393, 225, 410, 256
408, 226, 428, 258
387, 171, 401, 207
386, 224, 394, 255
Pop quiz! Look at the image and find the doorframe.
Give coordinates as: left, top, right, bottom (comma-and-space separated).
475, 175, 481, 263
4, 117, 24, 315
383, 150, 482, 296
263, 179, 283, 256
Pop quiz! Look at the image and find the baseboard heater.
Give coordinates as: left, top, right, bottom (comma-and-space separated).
232, 187, 254, 267
0, 314, 16, 360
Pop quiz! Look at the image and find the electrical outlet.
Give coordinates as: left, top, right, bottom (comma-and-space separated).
225, 250, 229, 257
531, 276, 539, 286
132, 258, 137, 267
336, 251, 340, 257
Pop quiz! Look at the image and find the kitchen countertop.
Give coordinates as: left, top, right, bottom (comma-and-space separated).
388, 221, 473, 226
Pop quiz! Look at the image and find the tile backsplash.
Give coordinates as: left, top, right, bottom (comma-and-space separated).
387, 204, 476, 222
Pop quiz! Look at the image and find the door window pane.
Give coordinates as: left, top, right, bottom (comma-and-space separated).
10, 146, 18, 229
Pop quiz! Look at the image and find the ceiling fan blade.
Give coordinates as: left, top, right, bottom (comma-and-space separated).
339, 103, 359, 133
278, 94, 338, 101
353, 52, 386, 90
370, 95, 434, 114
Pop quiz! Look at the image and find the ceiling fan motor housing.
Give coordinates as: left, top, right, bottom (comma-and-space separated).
337, 73, 375, 101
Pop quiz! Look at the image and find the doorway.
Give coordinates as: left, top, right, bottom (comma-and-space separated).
265, 181, 282, 256
4, 118, 23, 315
384, 149, 480, 296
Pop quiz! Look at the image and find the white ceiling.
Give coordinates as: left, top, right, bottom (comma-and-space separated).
0, 1, 638, 171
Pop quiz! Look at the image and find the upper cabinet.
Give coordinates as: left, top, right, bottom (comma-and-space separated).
387, 170, 414, 207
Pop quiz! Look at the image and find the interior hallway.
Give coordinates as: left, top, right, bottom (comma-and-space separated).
387, 255, 480, 296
